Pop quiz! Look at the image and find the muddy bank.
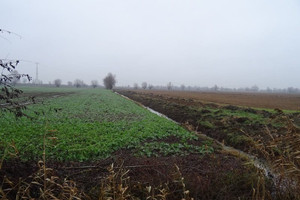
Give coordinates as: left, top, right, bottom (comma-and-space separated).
117, 90, 300, 194
0, 148, 273, 200
117, 90, 299, 155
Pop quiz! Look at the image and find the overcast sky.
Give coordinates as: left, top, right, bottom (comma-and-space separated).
1, 0, 300, 89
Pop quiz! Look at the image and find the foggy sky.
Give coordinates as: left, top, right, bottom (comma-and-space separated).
1, 0, 300, 89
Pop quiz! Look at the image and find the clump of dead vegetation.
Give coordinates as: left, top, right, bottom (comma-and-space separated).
0, 130, 87, 200
0, 130, 196, 200
0, 158, 194, 200
254, 112, 300, 199
0, 142, 271, 200
96, 163, 194, 200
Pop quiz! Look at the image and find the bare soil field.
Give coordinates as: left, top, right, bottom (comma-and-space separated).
133, 90, 300, 111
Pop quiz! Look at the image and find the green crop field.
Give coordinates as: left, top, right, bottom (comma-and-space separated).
0, 87, 212, 161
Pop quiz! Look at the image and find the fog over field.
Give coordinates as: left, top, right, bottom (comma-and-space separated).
1, 0, 300, 89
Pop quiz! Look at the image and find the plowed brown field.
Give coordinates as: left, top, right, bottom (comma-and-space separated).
132, 90, 300, 110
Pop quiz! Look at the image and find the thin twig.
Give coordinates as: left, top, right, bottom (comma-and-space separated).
62, 164, 167, 170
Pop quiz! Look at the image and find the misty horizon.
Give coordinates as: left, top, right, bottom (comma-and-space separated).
1, 0, 300, 89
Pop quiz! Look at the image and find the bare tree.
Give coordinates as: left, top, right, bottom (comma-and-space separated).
133, 83, 139, 89
148, 84, 153, 90
266, 87, 272, 93
251, 85, 259, 92
74, 79, 84, 88
54, 79, 62, 87
287, 87, 298, 94
180, 84, 185, 91
167, 82, 172, 90
67, 81, 73, 87
141, 82, 147, 90
103, 73, 116, 90
91, 80, 98, 88
212, 84, 218, 91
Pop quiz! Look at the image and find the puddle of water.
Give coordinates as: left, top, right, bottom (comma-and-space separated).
116, 91, 178, 123
145, 107, 178, 124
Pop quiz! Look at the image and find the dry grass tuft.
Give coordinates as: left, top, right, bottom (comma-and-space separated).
251, 170, 266, 200
1, 160, 193, 200
253, 112, 300, 199
0, 129, 194, 200
97, 162, 194, 200
98, 163, 131, 200
0, 130, 87, 200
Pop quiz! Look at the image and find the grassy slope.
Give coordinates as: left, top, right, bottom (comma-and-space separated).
0, 87, 211, 161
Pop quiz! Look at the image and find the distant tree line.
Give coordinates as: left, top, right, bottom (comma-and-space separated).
117, 82, 300, 94
17, 73, 117, 90
14, 71, 300, 94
